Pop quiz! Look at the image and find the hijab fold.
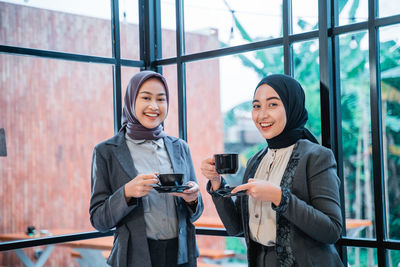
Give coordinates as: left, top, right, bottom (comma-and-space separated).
255, 74, 318, 149
119, 71, 169, 140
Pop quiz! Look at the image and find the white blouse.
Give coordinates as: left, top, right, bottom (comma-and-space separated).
248, 144, 295, 246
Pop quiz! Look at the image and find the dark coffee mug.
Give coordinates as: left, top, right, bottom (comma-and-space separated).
214, 153, 239, 174
157, 173, 184, 186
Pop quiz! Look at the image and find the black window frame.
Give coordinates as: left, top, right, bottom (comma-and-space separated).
1, 0, 400, 266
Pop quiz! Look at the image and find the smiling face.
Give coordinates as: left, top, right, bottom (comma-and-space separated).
134, 78, 168, 129
252, 83, 287, 139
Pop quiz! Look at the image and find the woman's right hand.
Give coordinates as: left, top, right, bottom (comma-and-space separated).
200, 157, 221, 191
124, 174, 159, 199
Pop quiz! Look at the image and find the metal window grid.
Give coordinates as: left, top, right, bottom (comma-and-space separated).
1, 1, 400, 265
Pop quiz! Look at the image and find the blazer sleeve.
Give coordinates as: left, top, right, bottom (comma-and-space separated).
206, 178, 244, 236
182, 141, 204, 222
275, 146, 343, 244
89, 146, 137, 232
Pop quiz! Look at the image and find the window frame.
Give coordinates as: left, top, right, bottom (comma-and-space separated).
1, 1, 400, 266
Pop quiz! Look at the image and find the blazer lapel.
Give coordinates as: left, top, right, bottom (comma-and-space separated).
280, 142, 301, 189
163, 137, 185, 207
164, 137, 182, 174
108, 133, 138, 183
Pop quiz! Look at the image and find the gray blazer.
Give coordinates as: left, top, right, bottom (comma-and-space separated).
90, 132, 203, 267
208, 139, 344, 267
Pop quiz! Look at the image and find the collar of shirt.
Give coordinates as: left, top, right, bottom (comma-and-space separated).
125, 133, 164, 148
267, 144, 295, 158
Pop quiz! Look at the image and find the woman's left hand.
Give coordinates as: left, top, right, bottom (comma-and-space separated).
170, 181, 199, 203
232, 178, 282, 206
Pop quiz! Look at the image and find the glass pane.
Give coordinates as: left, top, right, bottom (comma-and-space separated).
339, 31, 375, 238
186, 47, 283, 222
389, 250, 400, 267
121, 67, 141, 113
347, 247, 378, 267
0, 234, 114, 266
120, 0, 140, 60
0, 54, 114, 266
162, 65, 179, 137
161, 0, 177, 58
195, 235, 247, 266
379, 25, 400, 241
293, 40, 321, 142
292, 0, 318, 34
338, 0, 368, 26
184, 0, 283, 55
186, 57, 225, 222
379, 0, 400, 18
1, 0, 112, 57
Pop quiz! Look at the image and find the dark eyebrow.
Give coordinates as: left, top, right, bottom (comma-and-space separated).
266, 96, 281, 101
138, 91, 166, 96
252, 96, 280, 104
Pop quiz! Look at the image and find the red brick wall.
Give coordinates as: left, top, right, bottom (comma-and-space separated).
0, 3, 222, 266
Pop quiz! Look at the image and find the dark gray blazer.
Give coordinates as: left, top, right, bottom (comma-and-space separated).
90, 132, 203, 267
208, 139, 344, 267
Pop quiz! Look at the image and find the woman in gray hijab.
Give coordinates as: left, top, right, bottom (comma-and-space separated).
90, 71, 203, 267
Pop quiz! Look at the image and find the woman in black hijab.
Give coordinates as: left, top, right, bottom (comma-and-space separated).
201, 74, 344, 267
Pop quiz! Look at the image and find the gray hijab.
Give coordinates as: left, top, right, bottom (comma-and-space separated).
120, 71, 169, 140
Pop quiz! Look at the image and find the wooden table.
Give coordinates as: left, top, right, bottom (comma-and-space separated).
194, 216, 225, 229
345, 218, 373, 237
0, 229, 112, 267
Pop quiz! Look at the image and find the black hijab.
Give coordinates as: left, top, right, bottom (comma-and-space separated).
255, 74, 318, 149
120, 71, 169, 140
